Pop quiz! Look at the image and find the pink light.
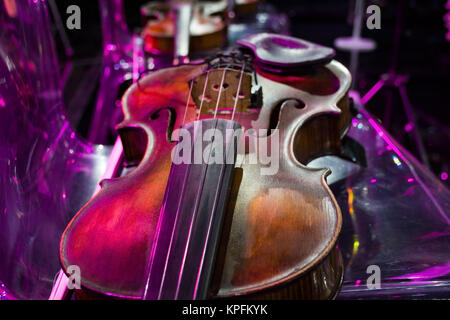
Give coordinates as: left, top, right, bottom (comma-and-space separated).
368, 118, 407, 163
361, 79, 384, 105
364, 110, 449, 225
370, 179, 377, 183
446, 2, 450, 41
404, 123, 414, 132
388, 262, 450, 282
132, 36, 140, 83
418, 231, 450, 239
441, 172, 448, 181
355, 280, 361, 287
105, 44, 116, 52
407, 178, 414, 183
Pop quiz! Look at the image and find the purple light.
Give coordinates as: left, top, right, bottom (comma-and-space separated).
370, 179, 377, 183
407, 178, 414, 183
441, 172, 448, 181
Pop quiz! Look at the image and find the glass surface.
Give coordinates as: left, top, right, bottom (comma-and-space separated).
310, 107, 450, 299
0, 0, 110, 299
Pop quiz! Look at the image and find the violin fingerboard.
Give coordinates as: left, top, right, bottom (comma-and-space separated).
142, 119, 241, 300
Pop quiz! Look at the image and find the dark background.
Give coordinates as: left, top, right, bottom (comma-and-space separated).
51, 0, 450, 186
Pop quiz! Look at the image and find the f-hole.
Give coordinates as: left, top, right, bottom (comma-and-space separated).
268, 99, 306, 134
150, 106, 178, 143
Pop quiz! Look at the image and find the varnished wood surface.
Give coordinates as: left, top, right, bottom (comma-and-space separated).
60, 57, 351, 299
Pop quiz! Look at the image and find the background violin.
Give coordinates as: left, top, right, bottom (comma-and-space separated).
59, 33, 351, 300
140, 0, 229, 58
140, 0, 263, 59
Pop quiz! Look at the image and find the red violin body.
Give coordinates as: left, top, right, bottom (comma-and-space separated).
60, 34, 352, 300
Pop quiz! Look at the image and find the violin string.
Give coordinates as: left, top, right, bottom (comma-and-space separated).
143, 124, 195, 299
197, 71, 210, 120
174, 65, 230, 298
182, 80, 194, 127
158, 66, 216, 298
160, 61, 242, 298
145, 61, 243, 299
231, 62, 246, 122
192, 119, 238, 298
173, 120, 217, 299
234, 61, 251, 171
213, 68, 228, 119
191, 63, 244, 296
159, 69, 214, 298
156, 133, 196, 299
154, 75, 198, 299
142, 76, 193, 299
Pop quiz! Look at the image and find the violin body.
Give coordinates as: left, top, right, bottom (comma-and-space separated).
60, 34, 351, 300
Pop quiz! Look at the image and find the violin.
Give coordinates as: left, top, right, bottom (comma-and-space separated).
140, 0, 229, 57
140, 0, 262, 59
60, 33, 351, 299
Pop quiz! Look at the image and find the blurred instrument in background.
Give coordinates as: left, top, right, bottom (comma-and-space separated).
141, 0, 229, 58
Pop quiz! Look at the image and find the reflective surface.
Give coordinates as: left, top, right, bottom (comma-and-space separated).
0, 0, 111, 299
310, 104, 450, 299
228, 3, 290, 45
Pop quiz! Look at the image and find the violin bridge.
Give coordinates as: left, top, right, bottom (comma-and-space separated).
191, 68, 252, 116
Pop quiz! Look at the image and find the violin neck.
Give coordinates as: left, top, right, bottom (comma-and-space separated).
142, 119, 241, 300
